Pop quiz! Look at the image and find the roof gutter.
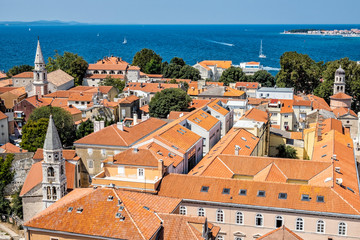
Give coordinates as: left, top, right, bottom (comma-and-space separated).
181, 198, 360, 220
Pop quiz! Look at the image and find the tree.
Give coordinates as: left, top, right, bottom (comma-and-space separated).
276, 52, 323, 93
170, 57, 186, 67
76, 119, 94, 140
11, 186, 23, 219
100, 75, 124, 92
6, 65, 33, 77
162, 63, 182, 79
20, 118, 49, 152
276, 144, 297, 159
25, 106, 75, 149
47, 51, 88, 86
219, 67, 247, 86
149, 88, 191, 118
0, 154, 14, 215
178, 65, 201, 81
250, 70, 276, 87
132, 48, 162, 74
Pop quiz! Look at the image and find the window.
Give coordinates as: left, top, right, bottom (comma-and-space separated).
234, 237, 242, 240
338, 222, 346, 235
198, 207, 205, 217
255, 214, 263, 226
239, 189, 247, 196
180, 206, 187, 215
201, 186, 209, 192
317, 195, 324, 202
257, 190, 266, 197
316, 220, 325, 233
101, 149, 106, 156
47, 167, 54, 177
278, 193, 287, 199
88, 160, 94, 169
52, 187, 57, 200
284, 114, 289, 118
236, 212, 243, 225
222, 188, 230, 194
295, 218, 304, 231
87, 148, 93, 155
118, 166, 124, 175
301, 194, 310, 201
275, 216, 283, 228
216, 209, 224, 223
137, 168, 144, 179
217, 236, 224, 240
46, 186, 51, 199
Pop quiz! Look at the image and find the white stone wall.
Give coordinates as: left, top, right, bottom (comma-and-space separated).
0, 118, 9, 144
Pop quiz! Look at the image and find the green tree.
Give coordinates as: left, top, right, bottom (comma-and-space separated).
162, 63, 182, 79
47, 51, 88, 86
250, 70, 276, 87
75, 119, 94, 140
25, 106, 75, 149
276, 52, 323, 93
178, 65, 201, 81
100, 75, 124, 92
132, 48, 162, 74
11, 187, 23, 219
170, 57, 186, 67
20, 118, 49, 152
219, 66, 247, 86
276, 144, 297, 159
6, 65, 33, 77
149, 88, 191, 118
0, 154, 15, 215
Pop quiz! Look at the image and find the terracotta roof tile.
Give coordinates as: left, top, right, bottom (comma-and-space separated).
330, 92, 352, 99
199, 60, 232, 69
12, 71, 33, 78
258, 225, 303, 240
111, 148, 159, 167
0, 143, 27, 153
235, 82, 259, 89
242, 108, 269, 123
118, 95, 139, 104
0, 111, 7, 121
145, 142, 183, 168
33, 149, 76, 161
124, 83, 179, 93
85, 74, 124, 79
207, 100, 229, 116
47, 69, 74, 87
333, 107, 357, 118
140, 104, 149, 113
68, 92, 94, 102
190, 99, 211, 109
168, 111, 190, 120
187, 110, 219, 131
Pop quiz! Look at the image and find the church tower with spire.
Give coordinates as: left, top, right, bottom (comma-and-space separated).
41, 115, 67, 208
33, 37, 48, 98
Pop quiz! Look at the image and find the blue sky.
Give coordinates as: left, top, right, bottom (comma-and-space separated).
1, 0, 360, 24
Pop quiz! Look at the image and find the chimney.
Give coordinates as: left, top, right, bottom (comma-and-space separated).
94, 121, 100, 132
99, 120, 105, 130
235, 145, 240, 155
133, 113, 138, 125
158, 83, 161, 89
158, 159, 164, 176
133, 147, 139, 153
117, 122, 124, 131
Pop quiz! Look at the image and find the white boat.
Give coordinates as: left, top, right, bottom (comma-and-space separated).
97, 33, 99, 37
122, 37, 127, 44
29, 28, 31, 31
259, 40, 266, 59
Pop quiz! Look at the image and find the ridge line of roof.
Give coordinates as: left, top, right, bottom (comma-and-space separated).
330, 188, 360, 215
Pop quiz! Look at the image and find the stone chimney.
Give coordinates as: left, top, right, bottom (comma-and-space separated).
158, 83, 161, 89
117, 122, 124, 131
94, 121, 100, 132
235, 145, 240, 155
158, 159, 164, 176
133, 113, 138, 125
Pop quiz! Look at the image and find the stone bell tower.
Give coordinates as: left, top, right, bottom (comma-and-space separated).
33, 37, 49, 98
333, 65, 346, 95
41, 115, 67, 208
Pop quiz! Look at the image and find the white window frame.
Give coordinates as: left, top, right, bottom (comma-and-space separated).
101, 149, 106, 156
180, 206, 187, 215
316, 220, 325, 234
236, 211, 243, 225
216, 209, 224, 223
255, 213, 263, 227
198, 207, 205, 217
275, 215, 283, 228
338, 222, 347, 236
137, 168, 144, 179
87, 148, 93, 155
118, 166, 125, 175
295, 218, 304, 231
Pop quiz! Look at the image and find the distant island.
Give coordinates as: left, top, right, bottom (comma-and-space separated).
282, 28, 360, 37
0, 20, 87, 26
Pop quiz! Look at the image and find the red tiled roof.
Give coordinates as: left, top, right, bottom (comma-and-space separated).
12, 72, 33, 78
0, 111, 7, 120
258, 226, 303, 240
111, 148, 159, 167
33, 149, 77, 161
85, 74, 124, 79
330, 92, 352, 99
168, 111, 190, 120
235, 82, 259, 89
0, 143, 27, 153
242, 108, 269, 123
74, 118, 167, 147
124, 82, 179, 93
198, 60, 232, 69
140, 104, 149, 113
333, 107, 357, 118
118, 95, 139, 104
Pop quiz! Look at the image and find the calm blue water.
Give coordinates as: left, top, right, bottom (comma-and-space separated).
1, 24, 360, 73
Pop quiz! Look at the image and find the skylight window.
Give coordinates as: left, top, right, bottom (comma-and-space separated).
321, 154, 327, 158
115, 212, 122, 218
257, 190, 266, 197
222, 188, 230, 194
278, 193, 287, 199
67, 207, 73, 212
239, 189, 247, 196
201, 186, 209, 192
322, 144, 327, 148
172, 145, 179, 150
241, 137, 247, 141
107, 195, 114, 201
245, 145, 250, 149
301, 194, 310, 201
316, 195, 324, 202
76, 207, 83, 213
347, 187, 355, 193
177, 130, 184, 135
143, 206, 150, 211
119, 206, 124, 211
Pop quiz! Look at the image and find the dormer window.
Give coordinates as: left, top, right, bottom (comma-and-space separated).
317, 195, 325, 202
278, 193, 287, 199
301, 194, 310, 201
201, 186, 209, 192
257, 190, 266, 197
239, 189, 247, 196
222, 188, 230, 194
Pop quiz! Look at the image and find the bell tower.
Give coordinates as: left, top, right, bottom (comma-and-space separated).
333, 65, 346, 95
33, 37, 48, 98
41, 115, 67, 208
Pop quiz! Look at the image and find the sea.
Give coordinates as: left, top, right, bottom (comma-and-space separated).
1, 24, 360, 75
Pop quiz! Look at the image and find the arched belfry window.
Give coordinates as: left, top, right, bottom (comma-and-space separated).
52, 187, 57, 200
47, 186, 51, 199
61, 165, 64, 175
47, 167, 54, 177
